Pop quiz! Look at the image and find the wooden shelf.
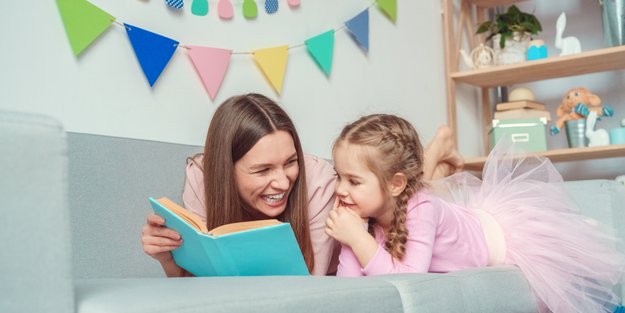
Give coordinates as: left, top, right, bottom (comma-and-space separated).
464, 144, 625, 171
450, 45, 625, 87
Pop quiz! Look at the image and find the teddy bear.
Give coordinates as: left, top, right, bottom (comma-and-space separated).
550, 87, 614, 135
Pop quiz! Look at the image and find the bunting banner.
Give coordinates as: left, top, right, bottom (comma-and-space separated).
376, 0, 397, 22
187, 46, 232, 100
345, 9, 369, 52
56, 0, 114, 56
57, 0, 397, 99
305, 30, 335, 77
124, 23, 179, 87
253, 46, 289, 94
191, 0, 209, 16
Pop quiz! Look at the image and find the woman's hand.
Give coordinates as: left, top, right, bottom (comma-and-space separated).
141, 213, 185, 276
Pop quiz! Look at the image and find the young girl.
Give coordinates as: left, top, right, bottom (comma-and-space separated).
325, 113, 625, 313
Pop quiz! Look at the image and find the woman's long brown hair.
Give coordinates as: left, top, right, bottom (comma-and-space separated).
200, 93, 314, 272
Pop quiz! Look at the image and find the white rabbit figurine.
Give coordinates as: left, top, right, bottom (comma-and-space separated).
585, 111, 610, 147
555, 12, 581, 56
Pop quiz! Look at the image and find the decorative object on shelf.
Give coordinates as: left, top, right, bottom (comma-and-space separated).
165, 0, 184, 9
218, 0, 234, 19
508, 87, 535, 101
551, 87, 613, 135
527, 39, 548, 60
610, 117, 625, 144
600, 0, 625, 46
565, 118, 589, 148
459, 43, 495, 69
242, 0, 258, 19
555, 12, 582, 56
191, 0, 209, 16
489, 117, 548, 152
476, 5, 542, 65
287, 0, 300, 7
585, 111, 610, 147
494, 87, 551, 121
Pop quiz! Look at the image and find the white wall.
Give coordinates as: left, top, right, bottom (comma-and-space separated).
0, 0, 622, 180
0, 0, 447, 160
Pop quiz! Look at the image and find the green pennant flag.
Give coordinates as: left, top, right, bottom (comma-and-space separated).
56, 0, 114, 56
305, 30, 335, 77
376, 0, 397, 22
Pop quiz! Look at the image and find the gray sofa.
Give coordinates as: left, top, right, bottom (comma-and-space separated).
2, 109, 625, 313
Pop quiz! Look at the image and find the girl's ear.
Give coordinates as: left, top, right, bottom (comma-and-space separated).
389, 173, 407, 197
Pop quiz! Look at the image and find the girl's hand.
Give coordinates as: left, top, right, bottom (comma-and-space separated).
325, 202, 369, 247
141, 213, 182, 264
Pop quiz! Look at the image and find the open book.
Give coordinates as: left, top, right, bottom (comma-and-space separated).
149, 197, 309, 276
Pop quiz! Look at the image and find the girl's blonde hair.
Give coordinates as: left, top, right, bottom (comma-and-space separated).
334, 114, 425, 260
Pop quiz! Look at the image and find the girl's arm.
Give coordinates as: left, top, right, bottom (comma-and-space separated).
325, 205, 378, 271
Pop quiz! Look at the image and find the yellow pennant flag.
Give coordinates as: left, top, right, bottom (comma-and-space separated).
252, 46, 289, 94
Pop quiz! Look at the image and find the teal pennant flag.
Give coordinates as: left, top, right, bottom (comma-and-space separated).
56, 0, 114, 56
345, 9, 369, 52
376, 0, 397, 22
124, 24, 179, 87
305, 30, 335, 77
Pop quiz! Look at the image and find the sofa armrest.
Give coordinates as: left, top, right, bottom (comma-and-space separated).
0, 110, 74, 313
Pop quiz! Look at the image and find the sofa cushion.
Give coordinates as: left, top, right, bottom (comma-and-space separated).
378, 265, 537, 313
0, 110, 73, 313
67, 132, 202, 279
75, 276, 404, 313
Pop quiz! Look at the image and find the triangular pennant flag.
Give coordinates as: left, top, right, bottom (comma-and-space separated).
56, 0, 114, 56
124, 23, 179, 87
305, 30, 335, 77
187, 46, 232, 100
345, 9, 369, 52
376, 0, 397, 22
252, 46, 289, 94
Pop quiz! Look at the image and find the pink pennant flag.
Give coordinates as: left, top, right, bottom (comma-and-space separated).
187, 46, 232, 100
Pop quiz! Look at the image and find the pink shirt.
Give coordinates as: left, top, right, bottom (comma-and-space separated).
182, 154, 338, 276
337, 190, 489, 277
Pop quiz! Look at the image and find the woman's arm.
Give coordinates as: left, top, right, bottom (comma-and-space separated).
305, 155, 339, 275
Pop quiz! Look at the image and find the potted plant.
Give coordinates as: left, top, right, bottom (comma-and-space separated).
476, 5, 542, 64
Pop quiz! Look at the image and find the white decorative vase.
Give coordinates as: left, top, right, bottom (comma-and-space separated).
492, 33, 530, 65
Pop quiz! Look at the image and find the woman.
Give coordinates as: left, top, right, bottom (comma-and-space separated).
141, 93, 463, 276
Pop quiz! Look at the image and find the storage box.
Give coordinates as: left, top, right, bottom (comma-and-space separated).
488, 118, 548, 152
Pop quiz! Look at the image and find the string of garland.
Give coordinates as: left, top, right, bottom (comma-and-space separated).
56, 0, 397, 99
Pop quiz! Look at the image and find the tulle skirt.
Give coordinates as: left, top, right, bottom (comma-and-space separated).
431, 141, 625, 313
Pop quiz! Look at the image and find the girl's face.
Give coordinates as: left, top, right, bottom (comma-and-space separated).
234, 131, 299, 218
333, 143, 392, 223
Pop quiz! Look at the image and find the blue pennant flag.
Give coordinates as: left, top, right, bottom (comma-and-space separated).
345, 9, 369, 52
124, 23, 178, 87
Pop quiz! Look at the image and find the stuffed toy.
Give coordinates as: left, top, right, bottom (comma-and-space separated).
550, 87, 614, 135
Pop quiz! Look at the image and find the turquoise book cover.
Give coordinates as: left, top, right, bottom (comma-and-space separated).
148, 197, 309, 277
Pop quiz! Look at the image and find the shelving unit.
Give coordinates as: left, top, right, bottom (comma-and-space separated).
441, 0, 625, 171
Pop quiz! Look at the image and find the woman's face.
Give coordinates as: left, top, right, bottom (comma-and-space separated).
234, 130, 300, 218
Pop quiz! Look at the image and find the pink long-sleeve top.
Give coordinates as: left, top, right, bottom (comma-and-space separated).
182, 154, 338, 276
337, 190, 489, 277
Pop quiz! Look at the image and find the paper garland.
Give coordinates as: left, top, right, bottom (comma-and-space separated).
57, 0, 397, 99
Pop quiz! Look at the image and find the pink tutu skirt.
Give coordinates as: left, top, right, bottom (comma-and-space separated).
431, 141, 625, 313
